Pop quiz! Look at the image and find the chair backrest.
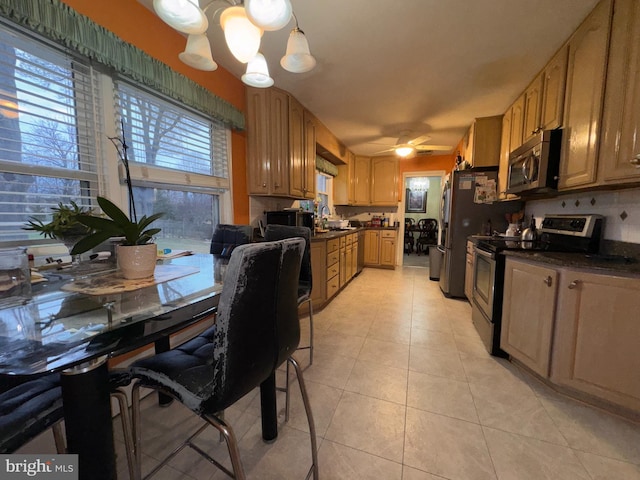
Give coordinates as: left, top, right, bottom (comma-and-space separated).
209, 224, 253, 257
263, 224, 312, 294
213, 238, 304, 406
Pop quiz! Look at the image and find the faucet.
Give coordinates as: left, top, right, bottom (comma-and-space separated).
320, 205, 330, 218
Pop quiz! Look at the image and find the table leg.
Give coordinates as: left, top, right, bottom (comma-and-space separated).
259, 373, 277, 442
61, 357, 115, 480
154, 338, 173, 406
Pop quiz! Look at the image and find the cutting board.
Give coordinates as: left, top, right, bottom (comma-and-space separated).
61, 265, 199, 295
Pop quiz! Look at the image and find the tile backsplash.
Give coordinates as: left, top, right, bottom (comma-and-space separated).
525, 186, 640, 243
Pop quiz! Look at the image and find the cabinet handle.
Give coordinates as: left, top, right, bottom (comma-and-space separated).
568, 280, 580, 289
544, 276, 553, 287
262, 182, 267, 187
631, 154, 640, 167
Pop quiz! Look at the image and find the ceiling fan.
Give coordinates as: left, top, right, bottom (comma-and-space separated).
373, 131, 452, 158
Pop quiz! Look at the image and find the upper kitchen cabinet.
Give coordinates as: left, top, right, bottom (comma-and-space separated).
246, 87, 315, 199
521, 45, 569, 145
558, 0, 613, 190
353, 155, 371, 205
509, 94, 525, 152
598, 0, 640, 185
334, 150, 355, 205
462, 116, 502, 167
370, 157, 398, 205
498, 108, 512, 199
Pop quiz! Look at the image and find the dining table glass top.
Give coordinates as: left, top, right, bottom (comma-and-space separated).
0, 253, 223, 376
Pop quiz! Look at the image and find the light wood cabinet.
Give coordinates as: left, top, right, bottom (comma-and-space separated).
309, 241, 326, 309
370, 157, 398, 205
552, 269, 640, 412
462, 116, 502, 167
509, 94, 525, 152
498, 107, 520, 200
598, 0, 640, 185
558, 0, 612, 190
364, 229, 396, 268
334, 151, 355, 205
540, 45, 568, 132
353, 155, 371, 205
501, 258, 558, 377
364, 230, 380, 265
522, 76, 543, 144
246, 87, 315, 199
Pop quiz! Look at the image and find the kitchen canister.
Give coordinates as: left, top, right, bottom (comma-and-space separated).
0, 246, 32, 305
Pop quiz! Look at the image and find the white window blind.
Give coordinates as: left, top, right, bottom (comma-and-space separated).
0, 23, 101, 241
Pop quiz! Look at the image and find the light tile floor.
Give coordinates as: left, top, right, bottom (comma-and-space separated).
122, 266, 640, 479
21, 266, 640, 479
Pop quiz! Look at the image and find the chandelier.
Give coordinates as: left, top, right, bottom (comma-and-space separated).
152, 0, 316, 88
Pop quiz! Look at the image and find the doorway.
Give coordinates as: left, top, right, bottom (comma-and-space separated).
400, 171, 445, 267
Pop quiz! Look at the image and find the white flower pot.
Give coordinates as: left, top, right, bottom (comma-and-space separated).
116, 244, 157, 280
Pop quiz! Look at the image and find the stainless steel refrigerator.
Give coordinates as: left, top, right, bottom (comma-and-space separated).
438, 167, 521, 298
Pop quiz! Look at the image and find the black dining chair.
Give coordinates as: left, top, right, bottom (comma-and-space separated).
128, 239, 318, 480
416, 218, 438, 255
0, 372, 137, 479
209, 224, 253, 258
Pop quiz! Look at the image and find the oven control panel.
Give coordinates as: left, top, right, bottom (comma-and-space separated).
540, 214, 603, 237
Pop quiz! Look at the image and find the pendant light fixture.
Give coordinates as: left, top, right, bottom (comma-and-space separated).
242, 53, 274, 88
153, 0, 208, 34
179, 34, 218, 71
245, 0, 293, 31
220, 6, 264, 64
280, 14, 316, 73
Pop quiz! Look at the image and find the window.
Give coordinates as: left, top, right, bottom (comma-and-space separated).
114, 82, 230, 253
316, 172, 333, 217
0, 23, 100, 242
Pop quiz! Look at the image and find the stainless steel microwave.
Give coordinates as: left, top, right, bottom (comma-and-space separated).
506, 129, 562, 195
265, 210, 314, 230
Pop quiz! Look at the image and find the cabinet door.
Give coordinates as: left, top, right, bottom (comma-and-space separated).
552, 271, 640, 411
363, 230, 380, 265
310, 241, 326, 308
501, 259, 558, 377
498, 109, 513, 200
288, 96, 305, 198
558, 0, 612, 190
463, 123, 474, 164
334, 151, 354, 205
379, 232, 396, 267
509, 94, 525, 151
269, 89, 290, 196
370, 157, 398, 205
246, 88, 270, 194
540, 45, 568, 131
353, 156, 371, 205
303, 110, 317, 199
351, 241, 358, 278
523, 75, 543, 143
599, 0, 640, 184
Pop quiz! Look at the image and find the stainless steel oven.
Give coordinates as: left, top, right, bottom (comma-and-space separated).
472, 247, 496, 321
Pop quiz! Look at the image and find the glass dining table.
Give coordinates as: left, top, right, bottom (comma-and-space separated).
0, 253, 279, 480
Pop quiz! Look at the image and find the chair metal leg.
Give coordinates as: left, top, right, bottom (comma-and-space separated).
284, 361, 291, 422
112, 389, 137, 480
288, 356, 319, 480
52, 422, 66, 454
296, 298, 314, 365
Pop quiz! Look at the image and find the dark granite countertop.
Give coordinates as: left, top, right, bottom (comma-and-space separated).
503, 250, 640, 276
310, 226, 397, 242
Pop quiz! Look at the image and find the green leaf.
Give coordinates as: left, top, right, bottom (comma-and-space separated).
70, 231, 115, 255
97, 196, 130, 225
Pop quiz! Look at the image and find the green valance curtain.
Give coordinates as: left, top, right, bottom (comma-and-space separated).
0, 0, 245, 130
316, 155, 338, 177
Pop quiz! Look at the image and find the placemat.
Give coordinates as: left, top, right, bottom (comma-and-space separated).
61, 264, 200, 295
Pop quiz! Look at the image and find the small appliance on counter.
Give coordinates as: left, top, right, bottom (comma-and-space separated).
471, 213, 604, 357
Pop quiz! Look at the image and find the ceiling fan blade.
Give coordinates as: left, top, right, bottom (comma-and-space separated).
372, 146, 396, 155
408, 134, 432, 146
415, 144, 452, 151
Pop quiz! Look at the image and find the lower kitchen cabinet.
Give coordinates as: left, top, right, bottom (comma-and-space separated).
502, 255, 640, 415
501, 258, 558, 377
309, 241, 326, 310
364, 229, 396, 269
552, 270, 640, 412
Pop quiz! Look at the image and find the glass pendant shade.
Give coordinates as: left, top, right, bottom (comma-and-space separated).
245, 0, 293, 31
395, 145, 415, 157
220, 6, 264, 63
242, 53, 274, 88
179, 34, 218, 71
153, 0, 208, 34
280, 28, 316, 73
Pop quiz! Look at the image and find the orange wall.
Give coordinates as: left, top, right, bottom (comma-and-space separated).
397, 153, 456, 199
60, 0, 250, 223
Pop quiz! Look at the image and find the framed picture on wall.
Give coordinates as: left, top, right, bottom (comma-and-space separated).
406, 188, 426, 213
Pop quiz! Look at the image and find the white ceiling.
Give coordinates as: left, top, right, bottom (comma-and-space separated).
139, 0, 600, 157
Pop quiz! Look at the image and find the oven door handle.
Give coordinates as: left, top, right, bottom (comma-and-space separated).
474, 247, 495, 260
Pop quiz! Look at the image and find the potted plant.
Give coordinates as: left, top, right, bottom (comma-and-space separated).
23, 201, 93, 263
71, 196, 164, 279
